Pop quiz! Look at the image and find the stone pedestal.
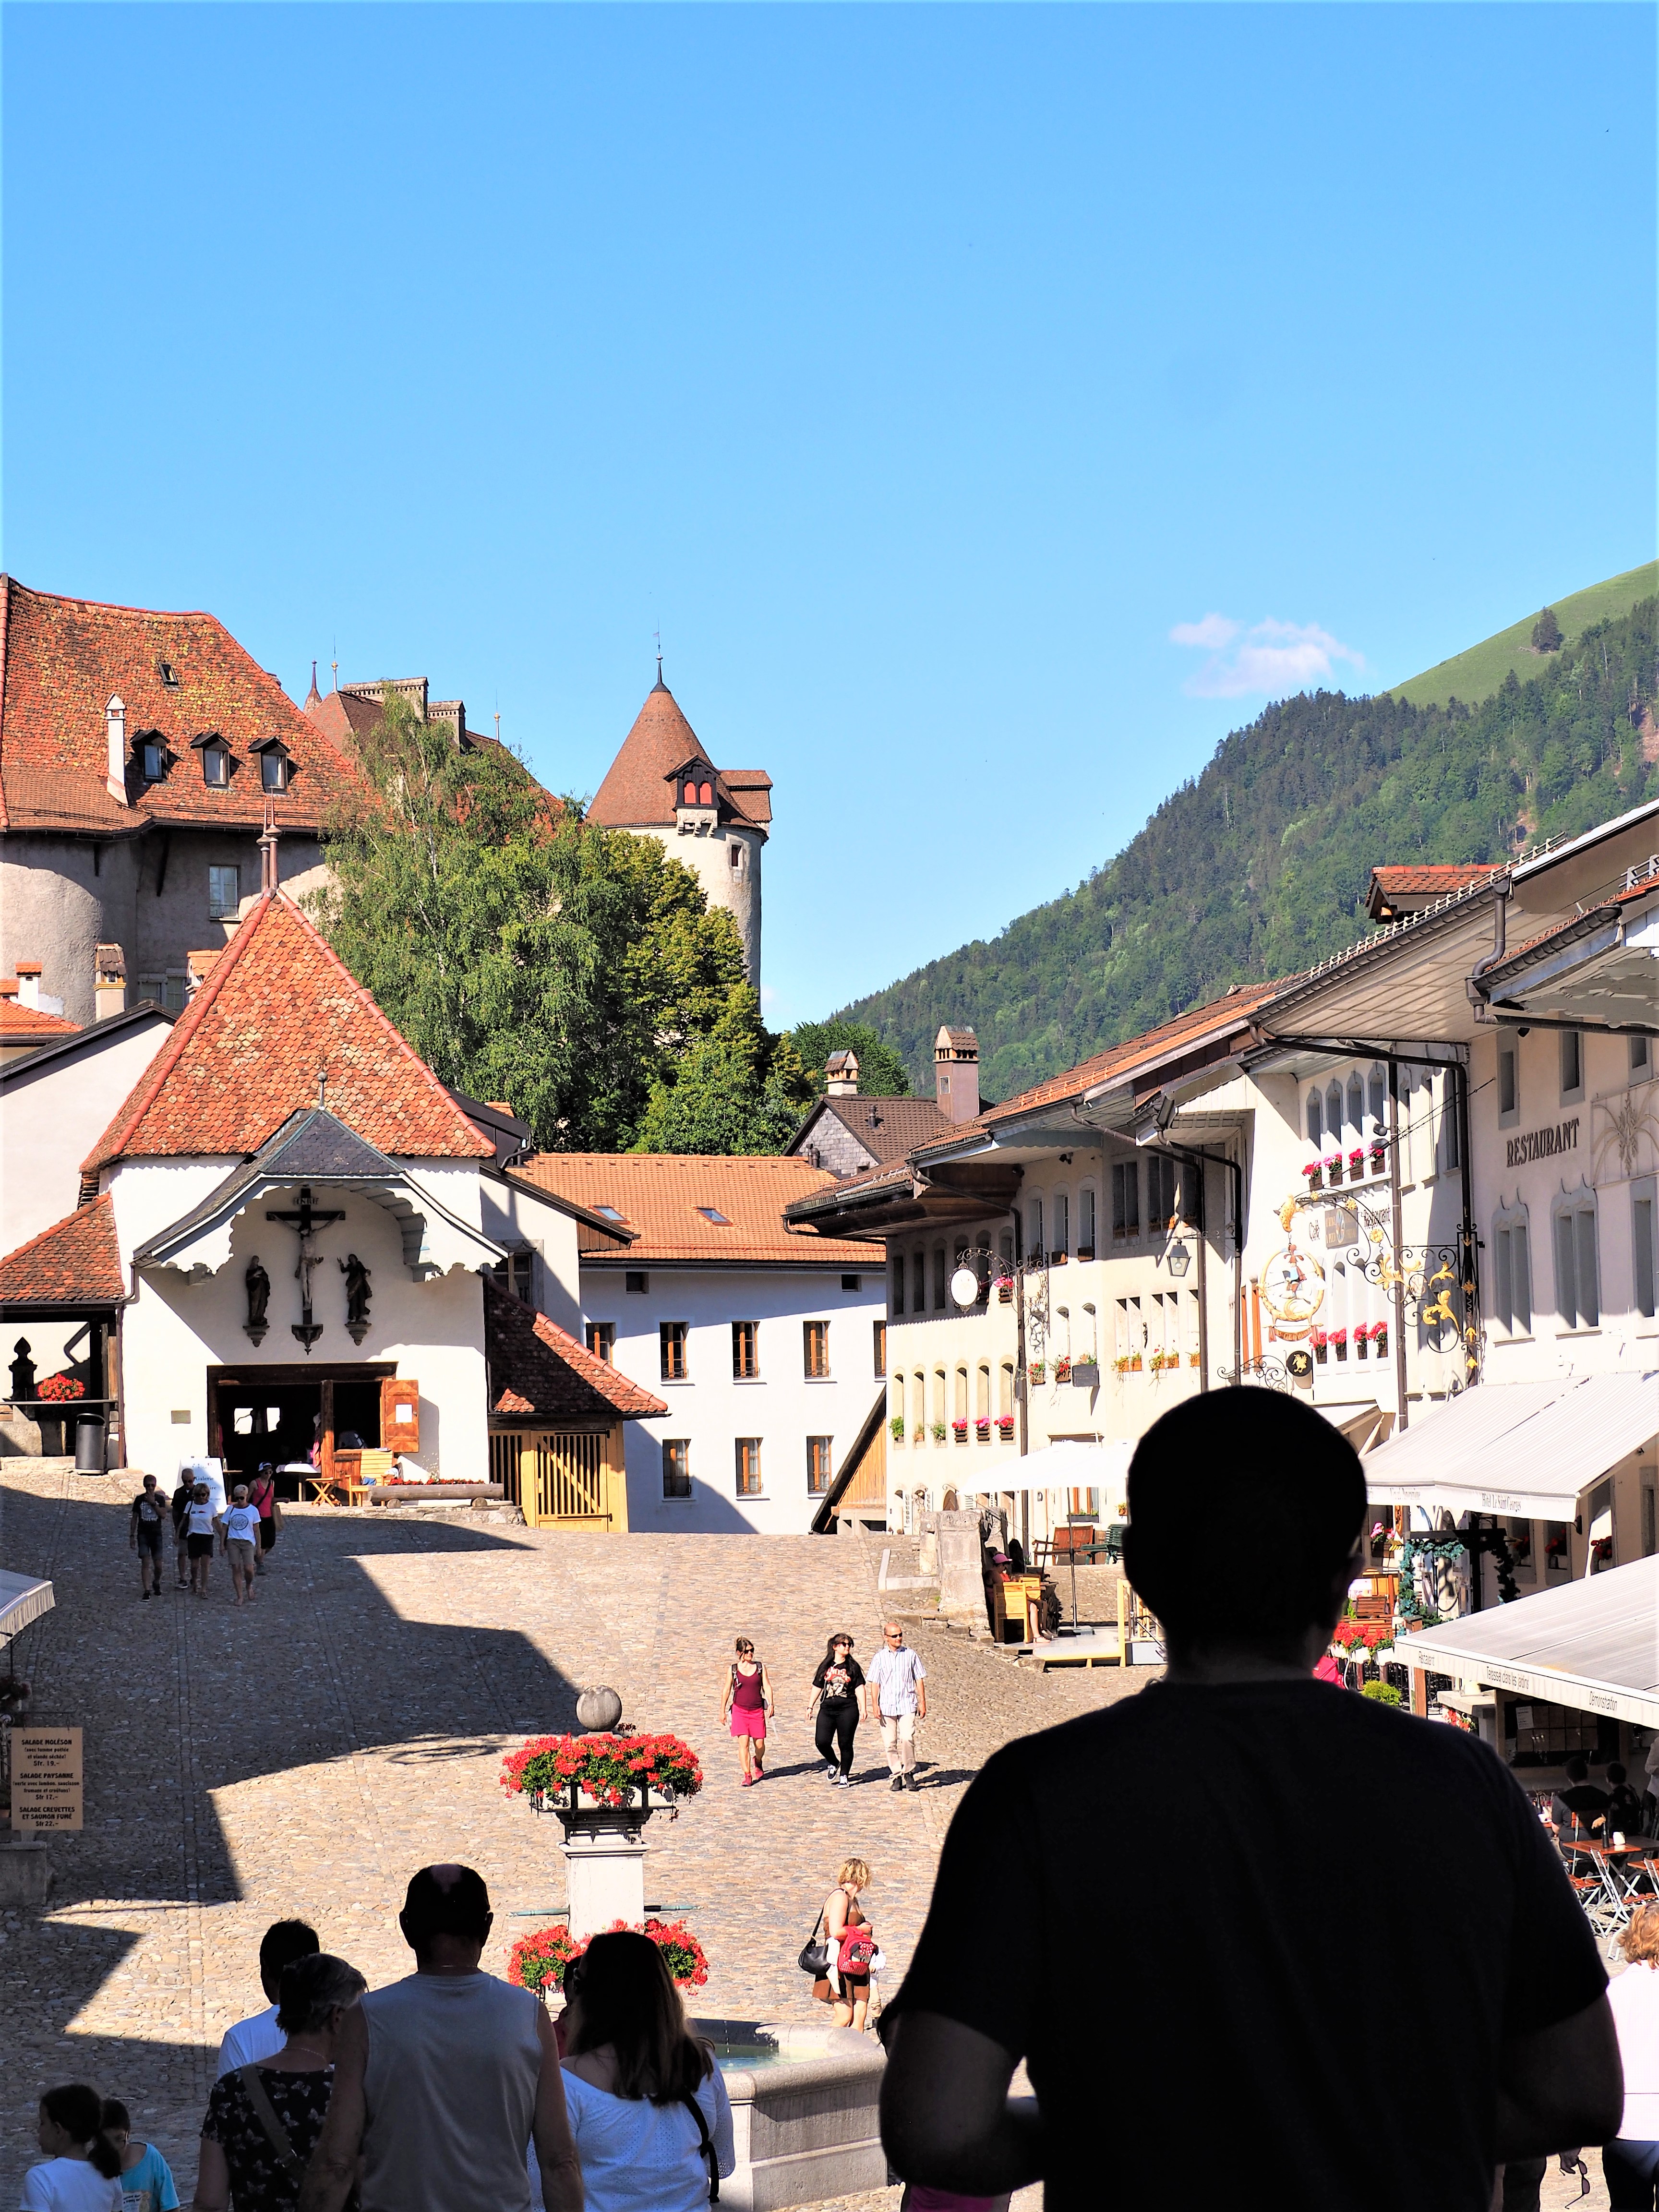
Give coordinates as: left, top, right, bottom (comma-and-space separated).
935, 1508, 989, 1623
560, 1824, 648, 1940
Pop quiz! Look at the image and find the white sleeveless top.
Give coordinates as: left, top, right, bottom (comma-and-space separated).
560, 2063, 733, 2212
361, 1971, 542, 2212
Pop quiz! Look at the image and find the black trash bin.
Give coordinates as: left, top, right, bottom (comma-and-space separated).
73, 1410, 106, 1474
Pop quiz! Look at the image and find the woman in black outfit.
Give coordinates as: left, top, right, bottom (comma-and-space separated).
808, 1634, 866, 1788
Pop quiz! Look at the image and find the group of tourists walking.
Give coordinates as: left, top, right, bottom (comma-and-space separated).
720, 1619, 927, 1791
128, 1470, 280, 1605
23, 1873, 730, 2212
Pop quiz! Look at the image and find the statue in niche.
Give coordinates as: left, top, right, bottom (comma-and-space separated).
245, 1256, 270, 1332
9, 1338, 37, 1403
340, 1252, 372, 1330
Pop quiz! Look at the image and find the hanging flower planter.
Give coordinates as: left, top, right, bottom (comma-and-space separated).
1053, 1356, 1071, 1383
996, 1277, 1015, 1304
1331, 1329, 1348, 1362
889, 1416, 904, 1443
974, 1417, 991, 1440
1373, 1324, 1389, 1356
1302, 1161, 1323, 1190
1369, 1140, 1387, 1174
501, 1731, 703, 1814
1323, 1154, 1343, 1186
931, 1422, 947, 1443
1348, 1147, 1365, 1180
1028, 1360, 1046, 1386
996, 1415, 1015, 1438
1311, 1330, 1328, 1363
952, 1419, 969, 1441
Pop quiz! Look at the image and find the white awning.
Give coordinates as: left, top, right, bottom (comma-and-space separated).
1363, 1371, 1658, 1520
987, 1437, 1134, 1506
1394, 1555, 1659, 1727
0, 1569, 54, 1638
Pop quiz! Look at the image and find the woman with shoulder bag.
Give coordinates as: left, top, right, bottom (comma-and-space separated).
192, 1951, 366, 2212
810, 1859, 876, 2033
560, 1929, 733, 2212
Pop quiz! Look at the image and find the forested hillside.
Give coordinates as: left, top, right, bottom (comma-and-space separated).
838, 597, 1659, 1100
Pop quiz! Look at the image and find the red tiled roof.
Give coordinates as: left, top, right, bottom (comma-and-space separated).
1370, 864, 1501, 896
0, 577, 370, 835
0, 999, 80, 1040
1491, 871, 1659, 971
587, 681, 771, 831
513, 1152, 873, 1263
83, 891, 493, 1169
484, 1279, 666, 1420
0, 1194, 125, 1305
966, 978, 1293, 1131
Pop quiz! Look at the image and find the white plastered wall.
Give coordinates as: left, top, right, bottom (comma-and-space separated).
581, 1263, 884, 1534
0, 1018, 175, 1253
107, 1158, 490, 1483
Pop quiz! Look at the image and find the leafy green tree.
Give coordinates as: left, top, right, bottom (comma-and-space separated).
308, 696, 755, 1151
786, 1018, 912, 1097
630, 990, 814, 1154
1531, 607, 1563, 653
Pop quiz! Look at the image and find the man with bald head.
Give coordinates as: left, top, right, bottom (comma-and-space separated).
299, 1863, 581, 2212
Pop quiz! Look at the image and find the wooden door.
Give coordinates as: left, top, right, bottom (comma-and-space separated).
382, 1377, 420, 1452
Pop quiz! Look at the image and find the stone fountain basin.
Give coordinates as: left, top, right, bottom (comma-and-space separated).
690, 2017, 887, 2212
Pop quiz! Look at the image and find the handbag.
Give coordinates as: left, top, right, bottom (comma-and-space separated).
797, 1910, 832, 1978
838, 1925, 876, 1974
236, 2066, 303, 2187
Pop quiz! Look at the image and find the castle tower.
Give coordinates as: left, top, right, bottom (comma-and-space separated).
587, 673, 771, 987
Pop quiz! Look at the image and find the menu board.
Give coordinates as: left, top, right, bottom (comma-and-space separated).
11, 1727, 83, 1830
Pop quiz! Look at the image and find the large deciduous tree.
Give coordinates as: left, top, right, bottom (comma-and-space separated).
308, 698, 799, 1152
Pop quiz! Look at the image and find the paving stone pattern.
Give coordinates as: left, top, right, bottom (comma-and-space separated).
0, 1469, 1136, 2199
0, 1473, 1611, 2212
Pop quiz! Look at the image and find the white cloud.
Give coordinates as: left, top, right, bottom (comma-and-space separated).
1168, 613, 1240, 650
1169, 614, 1365, 699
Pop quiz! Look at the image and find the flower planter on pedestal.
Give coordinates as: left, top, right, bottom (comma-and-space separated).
535, 1782, 683, 1940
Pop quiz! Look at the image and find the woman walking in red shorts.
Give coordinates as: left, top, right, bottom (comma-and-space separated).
720, 1637, 773, 1786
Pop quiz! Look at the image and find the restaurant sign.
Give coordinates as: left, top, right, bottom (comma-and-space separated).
1504, 1117, 1579, 1169
1419, 1660, 1659, 1731
10, 1727, 83, 1830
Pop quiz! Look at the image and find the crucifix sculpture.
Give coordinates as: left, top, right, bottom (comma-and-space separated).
265, 1185, 347, 1352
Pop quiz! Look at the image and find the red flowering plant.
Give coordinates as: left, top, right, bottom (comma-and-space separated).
1301, 1160, 1322, 1182
1331, 1618, 1392, 1656
1348, 1147, 1365, 1169
36, 1373, 86, 1402
507, 1916, 709, 1998
1330, 1328, 1348, 1348
500, 1731, 703, 1810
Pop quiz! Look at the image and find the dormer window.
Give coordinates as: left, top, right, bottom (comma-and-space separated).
157, 660, 180, 688
192, 732, 232, 787
255, 742, 291, 792
140, 738, 168, 782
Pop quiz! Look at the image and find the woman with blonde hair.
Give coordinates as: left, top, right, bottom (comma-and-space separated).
560, 1929, 733, 2212
810, 1859, 877, 2033
1605, 1901, 1659, 2209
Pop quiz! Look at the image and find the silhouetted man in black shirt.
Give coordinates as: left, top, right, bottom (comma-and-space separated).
881, 1390, 1620, 2212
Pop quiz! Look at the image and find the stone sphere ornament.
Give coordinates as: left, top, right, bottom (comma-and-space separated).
575, 1685, 624, 1734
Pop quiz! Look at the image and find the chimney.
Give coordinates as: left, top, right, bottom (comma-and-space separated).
258, 797, 281, 892
106, 696, 130, 805
935, 1024, 980, 1124
95, 945, 127, 1021
825, 1049, 860, 1097
15, 961, 43, 1010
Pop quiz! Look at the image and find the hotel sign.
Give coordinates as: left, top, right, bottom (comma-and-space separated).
1505, 1117, 1579, 1169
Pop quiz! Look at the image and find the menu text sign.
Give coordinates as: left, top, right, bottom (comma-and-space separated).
11, 1728, 83, 1830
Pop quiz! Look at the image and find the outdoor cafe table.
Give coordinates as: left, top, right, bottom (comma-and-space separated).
1559, 1834, 1659, 1929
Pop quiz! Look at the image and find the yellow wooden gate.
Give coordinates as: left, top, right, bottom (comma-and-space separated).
489, 1424, 629, 1531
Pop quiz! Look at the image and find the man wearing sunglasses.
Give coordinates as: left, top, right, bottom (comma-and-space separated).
865, 1621, 927, 1793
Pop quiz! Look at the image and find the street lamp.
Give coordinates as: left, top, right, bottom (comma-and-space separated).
1166, 1238, 1191, 1278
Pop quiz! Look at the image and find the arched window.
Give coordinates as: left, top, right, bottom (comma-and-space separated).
699, 781, 713, 805
1053, 1191, 1070, 1257
1491, 1194, 1532, 1334
684, 781, 697, 804
976, 1364, 991, 1419
955, 1367, 969, 1421
1079, 1187, 1097, 1256
1368, 1066, 1386, 1133
1307, 1090, 1323, 1147
999, 1362, 1015, 1417
891, 1255, 905, 1316
911, 1251, 926, 1311
1346, 1073, 1364, 1136
932, 1248, 948, 1310
1326, 1081, 1344, 1141
1028, 1197, 1044, 1258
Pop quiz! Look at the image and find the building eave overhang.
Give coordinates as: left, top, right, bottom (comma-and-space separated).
1480, 898, 1659, 1035
134, 1166, 507, 1281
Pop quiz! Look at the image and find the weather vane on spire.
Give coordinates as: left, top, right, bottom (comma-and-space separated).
655, 629, 662, 684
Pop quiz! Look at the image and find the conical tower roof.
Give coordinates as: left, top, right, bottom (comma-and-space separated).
588, 677, 769, 831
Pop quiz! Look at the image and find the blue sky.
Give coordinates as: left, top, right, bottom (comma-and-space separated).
5, 4, 1654, 1030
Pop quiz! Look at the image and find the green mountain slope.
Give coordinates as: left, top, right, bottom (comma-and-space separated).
836, 596, 1659, 1099
1388, 561, 1658, 709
